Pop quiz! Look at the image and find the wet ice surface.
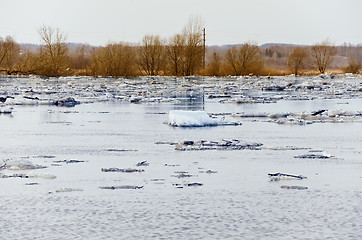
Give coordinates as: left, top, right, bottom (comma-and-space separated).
1, 76, 362, 239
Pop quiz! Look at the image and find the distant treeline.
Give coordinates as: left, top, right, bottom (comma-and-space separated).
1, 20, 361, 77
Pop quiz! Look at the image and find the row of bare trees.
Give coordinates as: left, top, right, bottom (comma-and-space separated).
286, 40, 338, 75
287, 40, 361, 75
0, 27, 69, 76
87, 17, 204, 77
1, 25, 361, 77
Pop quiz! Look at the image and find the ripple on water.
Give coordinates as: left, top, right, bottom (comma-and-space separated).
0, 189, 361, 239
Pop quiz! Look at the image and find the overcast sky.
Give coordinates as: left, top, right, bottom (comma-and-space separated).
1, 0, 361, 46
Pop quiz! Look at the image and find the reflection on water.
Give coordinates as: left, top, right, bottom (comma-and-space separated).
0, 98, 361, 240
173, 88, 205, 111
174, 95, 205, 111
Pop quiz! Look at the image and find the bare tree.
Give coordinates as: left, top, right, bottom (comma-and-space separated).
138, 34, 165, 75
238, 43, 262, 75
344, 57, 361, 74
224, 43, 263, 76
287, 47, 308, 75
182, 16, 204, 76
166, 34, 185, 76
91, 43, 136, 77
70, 44, 92, 71
38, 26, 69, 76
225, 46, 242, 75
205, 52, 221, 76
15, 49, 40, 74
0, 36, 20, 72
311, 40, 336, 74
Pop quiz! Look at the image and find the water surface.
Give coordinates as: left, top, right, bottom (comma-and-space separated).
0, 97, 361, 239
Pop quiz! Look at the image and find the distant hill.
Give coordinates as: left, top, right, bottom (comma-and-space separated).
208, 43, 306, 50
259, 43, 302, 49
19, 43, 40, 50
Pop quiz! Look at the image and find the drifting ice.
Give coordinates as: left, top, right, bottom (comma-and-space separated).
168, 110, 219, 127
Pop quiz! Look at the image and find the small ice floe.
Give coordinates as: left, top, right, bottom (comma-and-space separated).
25, 182, 39, 186
294, 151, 332, 159
208, 94, 231, 99
280, 185, 308, 190
185, 182, 203, 187
101, 168, 145, 173
263, 86, 286, 91
33, 155, 56, 159
3, 159, 47, 170
232, 113, 269, 118
171, 171, 195, 178
327, 109, 355, 117
129, 96, 143, 103
268, 173, 307, 181
0, 96, 15, 103
173, 139, 263, 151
229, 98, 276, 104
173, 182, 204, 188
136, 161, 149, 166
0, 107, 13, 114
233, 109, 362, 125
0, 173, 56, 179
164, 163, 180, 167
155, 141, 178, 145
53, 159, 86, 164
266, 146, 311, 151
53, 97, 80, 107
267, 112, 290, 119
150, 179, 166, 184
106, 148, 138, 152
168, 110, 240, 127
99, 185, 144, 190
55, 188, 83, 193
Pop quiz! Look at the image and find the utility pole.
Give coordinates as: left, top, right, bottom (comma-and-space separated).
203, 28, 206, 69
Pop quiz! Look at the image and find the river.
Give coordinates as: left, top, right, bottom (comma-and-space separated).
0, 81, 361, 239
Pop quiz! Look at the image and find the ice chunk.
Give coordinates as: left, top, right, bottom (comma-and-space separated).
0, 107, 13, 114
5, 160, 47, 170
268, 173, 307, 181
168, 110, 218, 127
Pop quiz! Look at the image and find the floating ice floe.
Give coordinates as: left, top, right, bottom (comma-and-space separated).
171, 171, 196, 178
170, 139, 263, 151
265, 146, 311, 151
280, 185, 308, 190
173, 182, 203, 188
53, 97, 80, 107
25, 182, 39, 185
268, 173, 307, 181
106, 148, 138, 152
53, 159, 86, 164
0, 173, 56, 179
99, 185, 144, 190
0, 107, 13, 114
294, 151, 332, 159
168, 110, 240, 127
2, 159, 47, 170
55, 188, 83, 193
168, 110, 217, 127
136, 161, 149, 166
232, 109, 362, 125
101, 168, 145, 173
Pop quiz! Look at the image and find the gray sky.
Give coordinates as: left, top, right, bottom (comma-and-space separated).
1, 0, 361, 46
